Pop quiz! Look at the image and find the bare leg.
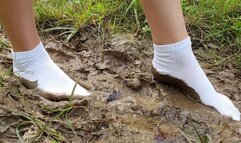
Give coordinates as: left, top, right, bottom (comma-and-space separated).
140, 0, 240, 120
140, 0, 188, 45
0, 0, 40, 52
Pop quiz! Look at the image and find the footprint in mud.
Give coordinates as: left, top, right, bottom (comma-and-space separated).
102, 49, 132, 62
46, 47, 75, 63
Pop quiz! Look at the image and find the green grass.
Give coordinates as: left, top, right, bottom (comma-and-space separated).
182, 0, 241, 68
0, 26, 10, 50
182, 0, 241, 45
0, 68, 12, 87
34, 0, 142, 31
33, 0, 241, 68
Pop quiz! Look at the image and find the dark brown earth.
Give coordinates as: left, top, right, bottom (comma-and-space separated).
0, 27, 241, 143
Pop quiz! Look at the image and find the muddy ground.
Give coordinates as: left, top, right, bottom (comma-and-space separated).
0, 27, 241, 143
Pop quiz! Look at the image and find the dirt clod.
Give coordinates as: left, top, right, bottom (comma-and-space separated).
125, 78, 142, 90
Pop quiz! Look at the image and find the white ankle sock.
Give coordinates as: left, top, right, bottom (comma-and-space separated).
153, 37, 240, 121
12, 42, 90, 96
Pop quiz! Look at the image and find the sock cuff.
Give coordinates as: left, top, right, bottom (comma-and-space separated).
12, 42, 45, 61
153, 36, 191, 53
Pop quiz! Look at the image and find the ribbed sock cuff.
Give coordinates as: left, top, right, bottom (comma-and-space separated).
12, 42, 45, 61
153, 36, 191, 53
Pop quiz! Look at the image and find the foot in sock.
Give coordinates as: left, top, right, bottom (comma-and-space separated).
12, 42, 90, 100
152, 37, 240, 121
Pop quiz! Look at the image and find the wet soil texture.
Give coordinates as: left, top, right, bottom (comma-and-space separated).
0, 28, 241, 143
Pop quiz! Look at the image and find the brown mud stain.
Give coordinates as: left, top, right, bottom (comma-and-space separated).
0, 30, 241, 143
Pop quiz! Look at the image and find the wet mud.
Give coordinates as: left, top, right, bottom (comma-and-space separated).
0, 28, 241, 143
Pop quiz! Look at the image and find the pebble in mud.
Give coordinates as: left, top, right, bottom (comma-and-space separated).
125, 78, 142, 90
95, 61, 109, 70
106, 90, 122, 103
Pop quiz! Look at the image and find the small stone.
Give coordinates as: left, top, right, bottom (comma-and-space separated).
125, 78, 142, 90
134, 60, 142, 66
95, 62, 108, 70
106, 91, 122, 103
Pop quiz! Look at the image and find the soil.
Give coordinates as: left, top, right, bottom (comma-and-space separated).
0, 27, 241, 143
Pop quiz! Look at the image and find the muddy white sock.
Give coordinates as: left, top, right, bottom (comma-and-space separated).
152, 37, 240, 121
12, 42, 90, 96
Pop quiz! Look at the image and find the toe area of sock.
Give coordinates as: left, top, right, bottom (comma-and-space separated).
215, 93, 240, 121
38, 83, 91, 98
232, 111, 240, 121
223, 103, 240, 121
217, 106, 240, 121
227, 101, 240, 121
73, 84, 91, 96
225, 108, 240, 121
